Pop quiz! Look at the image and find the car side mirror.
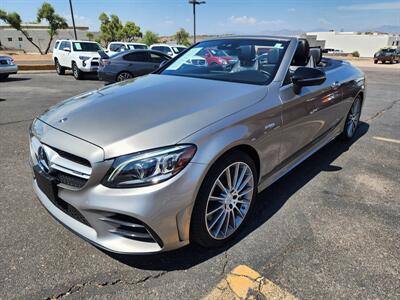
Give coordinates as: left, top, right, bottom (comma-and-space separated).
167, 52, 173, 56
292, 67, 326, 94
63, 47, 71, 52
159, 60, 168, 68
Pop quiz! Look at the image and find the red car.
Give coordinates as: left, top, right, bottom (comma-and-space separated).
198, 48, 235, 67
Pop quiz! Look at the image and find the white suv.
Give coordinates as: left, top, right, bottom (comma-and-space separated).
150, 44, 187, 57
106, 42, 148, 56
53, 40, 102, 79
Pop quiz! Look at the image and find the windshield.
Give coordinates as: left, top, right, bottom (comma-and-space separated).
128, 44, 148, 50
73, 42, 101, 52
209, 48, 229, 56
173, 47, 186, 54
160, 39, 289, 85
382, 48, 395, 52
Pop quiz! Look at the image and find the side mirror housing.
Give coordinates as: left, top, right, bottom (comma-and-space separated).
292, 67, 326, 94
63, 47, 71, 52
159, 60, 168, 68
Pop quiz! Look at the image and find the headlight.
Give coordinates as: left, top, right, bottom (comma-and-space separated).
79, 56, 90, 61
218, 58, 227, 65
102, 145, 196, 188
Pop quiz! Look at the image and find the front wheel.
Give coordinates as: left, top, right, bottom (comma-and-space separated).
341, 96, 362, 140
72, 62, 83, 80
55, 59, 65, 75
190, 151, 257, 248
0, 74, 9, 80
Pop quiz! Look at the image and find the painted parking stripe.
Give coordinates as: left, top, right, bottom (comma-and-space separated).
203, 265, 298, 300
372, 136, 400, 144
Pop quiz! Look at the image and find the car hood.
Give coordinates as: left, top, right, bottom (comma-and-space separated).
38, 74, 267, 159
77, 51, 100, 58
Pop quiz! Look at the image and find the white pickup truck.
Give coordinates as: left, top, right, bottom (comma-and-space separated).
52, 40, 102, 80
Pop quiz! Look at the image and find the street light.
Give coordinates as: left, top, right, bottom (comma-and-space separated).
189, 0, 205, 44
69, 0, 77, 40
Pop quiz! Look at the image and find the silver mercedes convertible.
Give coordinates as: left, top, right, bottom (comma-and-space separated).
30, 36, 365, 254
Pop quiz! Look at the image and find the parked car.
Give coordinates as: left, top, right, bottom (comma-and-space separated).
106, 42, 148, 56
185, 55, 208, 67
98, 49, 171, 83
0, 56, 18, 80
150, 44, 187, 57
198, 47, 236, 67
374, 48, 400, 64
53, 40, 103, 79
30, 36, 365, 254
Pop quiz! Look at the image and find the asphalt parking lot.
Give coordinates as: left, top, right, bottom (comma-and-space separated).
1, 66, 399, 299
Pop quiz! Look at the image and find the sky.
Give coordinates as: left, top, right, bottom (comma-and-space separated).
1, 0, 400, 35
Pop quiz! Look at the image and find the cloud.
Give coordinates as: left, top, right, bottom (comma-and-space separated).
318, 18, 330, 25
338, 1, 400, 10
164, 20, 174, 25
64, 14, 94, 28
258, 19, 286, 27
228, 16, 257, 25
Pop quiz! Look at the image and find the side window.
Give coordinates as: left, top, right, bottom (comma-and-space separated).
59, 41, 66, 50
149, 52, 167, 63
54, 41, 60, 49
283, 70, 292, 86
123, 52, 149, 62
152, 46, 162, 52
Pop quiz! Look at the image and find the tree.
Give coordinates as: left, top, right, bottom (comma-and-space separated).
86, 32, 94, 41
141, 31, 159, 46
175, 28, 191, 46
0, 9, 44, 54
37, 2, 68, 54
121, 21, 142, 42
98, 13, 143, 46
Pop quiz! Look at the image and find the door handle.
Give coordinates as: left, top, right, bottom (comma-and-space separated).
331, 81, 340, 88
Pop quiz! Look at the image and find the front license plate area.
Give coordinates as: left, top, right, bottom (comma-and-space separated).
34, 165, 58, 202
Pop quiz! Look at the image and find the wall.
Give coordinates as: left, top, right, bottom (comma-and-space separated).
0, 25, 90, 53
306, 32, 400, 57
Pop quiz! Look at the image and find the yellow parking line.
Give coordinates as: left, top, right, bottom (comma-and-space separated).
203, 265, 298, 300
372, 136, 400, 144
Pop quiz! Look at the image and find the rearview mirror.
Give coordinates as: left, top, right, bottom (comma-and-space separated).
292, 67, 326, 94
63, 47, 71, 52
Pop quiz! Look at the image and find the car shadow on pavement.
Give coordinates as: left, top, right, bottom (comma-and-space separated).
0, 77, 31, 82
104, 122, 369, 271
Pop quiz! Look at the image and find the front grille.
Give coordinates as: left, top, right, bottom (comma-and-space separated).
49, 146, 91, 167
49, 196, 91, 227
99, 213, 163, 246
55, 171, 87, 188
91, 61, 99, 66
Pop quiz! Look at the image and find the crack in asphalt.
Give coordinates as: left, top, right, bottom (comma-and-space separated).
365, 98, 400, 122
46, 271, 168, 299
221, 251, 229, 276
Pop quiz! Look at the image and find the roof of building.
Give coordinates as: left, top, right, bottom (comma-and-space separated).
0, 24, 89, 30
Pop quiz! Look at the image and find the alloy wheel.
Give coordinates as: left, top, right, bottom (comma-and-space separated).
117, 72, 132, 82
346, 98, 361, 138
205, 162, 254, 240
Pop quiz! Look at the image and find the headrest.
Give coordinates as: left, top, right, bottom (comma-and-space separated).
238, 45, 256, 66
267, 48, 281, 64
309, 47, 322, 65
293, 39, 310, 66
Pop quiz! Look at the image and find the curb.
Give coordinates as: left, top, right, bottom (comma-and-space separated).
17, 64, 54, 71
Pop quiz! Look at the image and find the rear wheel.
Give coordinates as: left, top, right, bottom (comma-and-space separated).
341, 96, 362, 140
55, 59, 65, 75
374, 60, 378, 64
116, 71, 133, 82
72, 62, 83, 80
190, 151, 257, 248
0, 74, 9, 80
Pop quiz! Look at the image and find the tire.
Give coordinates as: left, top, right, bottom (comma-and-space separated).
72, 62, 83, 80
190, 150, 258, 248
374, 60, 378, 64
0, 74, 9, 80
116, 71, 133, 82
55, 59, 65, 75
340, 96, 362, 141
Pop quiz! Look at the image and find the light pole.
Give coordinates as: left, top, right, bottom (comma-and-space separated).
69, 0, 77, 40
189, 0, 205, 44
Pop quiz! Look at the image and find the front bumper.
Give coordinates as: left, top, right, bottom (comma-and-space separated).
30, 125, 206, 253
0, 65, 18, 74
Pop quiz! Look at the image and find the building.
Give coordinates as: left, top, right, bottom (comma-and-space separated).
305, 31, 400, 57
0, 24, 90, 53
